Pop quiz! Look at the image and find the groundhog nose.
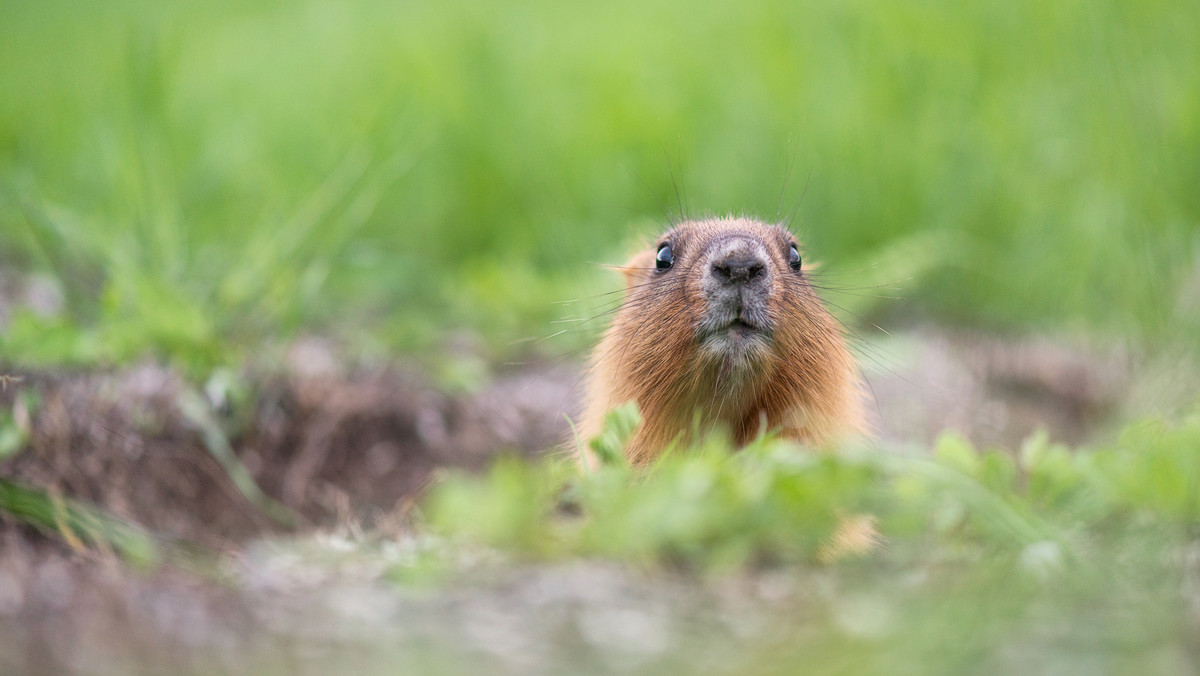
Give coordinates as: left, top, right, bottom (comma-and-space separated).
711, 253, 766, 285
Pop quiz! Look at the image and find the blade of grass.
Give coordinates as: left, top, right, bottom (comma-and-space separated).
0, 478, 159, 568
177, 387, 298, 528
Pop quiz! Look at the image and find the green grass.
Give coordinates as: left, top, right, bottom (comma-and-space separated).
0, 477, 160, 568
427, 408, 1200, 569
2, 0, 1198, 373
417, 406, 1200, 672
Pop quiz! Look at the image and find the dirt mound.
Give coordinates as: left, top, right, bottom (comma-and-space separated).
0, 363, 579, 545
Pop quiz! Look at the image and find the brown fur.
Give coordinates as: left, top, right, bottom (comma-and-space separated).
580, 217, 864, 466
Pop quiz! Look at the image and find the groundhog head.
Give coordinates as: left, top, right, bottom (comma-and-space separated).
583, 217, 862, 465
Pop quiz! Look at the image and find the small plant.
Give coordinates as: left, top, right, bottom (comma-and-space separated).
0, 386, 36, 460
586, 401, 641, 469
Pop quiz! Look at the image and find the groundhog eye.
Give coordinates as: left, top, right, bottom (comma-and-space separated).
655, 243, 674, 271
788, 245, 801, 271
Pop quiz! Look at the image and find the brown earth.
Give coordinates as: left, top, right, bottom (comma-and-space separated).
0, 357, 578, 544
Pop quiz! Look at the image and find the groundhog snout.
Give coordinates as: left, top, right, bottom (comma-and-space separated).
711, 254, 765, 284
706, 237, 771, 288
699, 236, 775, 334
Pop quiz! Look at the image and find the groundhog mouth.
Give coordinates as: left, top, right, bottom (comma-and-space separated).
696, 313, 773, 361
727, 318, 761, 333
698, 313, 763, 336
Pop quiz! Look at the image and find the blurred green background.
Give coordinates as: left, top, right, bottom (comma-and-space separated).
3, 3, 1200, 672
1, 0, 1197, 372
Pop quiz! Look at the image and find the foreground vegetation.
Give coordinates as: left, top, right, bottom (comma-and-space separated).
418, 407, 1200, 672
432, 404, 1200, 576
5, 397, 1198, 673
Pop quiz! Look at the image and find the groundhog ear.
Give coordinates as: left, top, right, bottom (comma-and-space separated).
619, 250, 656, 288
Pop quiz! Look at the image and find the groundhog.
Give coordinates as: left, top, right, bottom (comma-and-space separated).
580, 217, 865, 466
